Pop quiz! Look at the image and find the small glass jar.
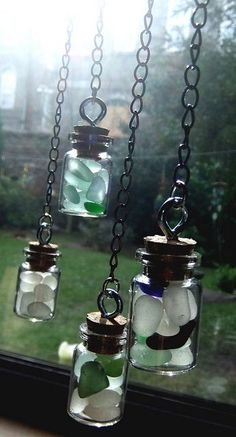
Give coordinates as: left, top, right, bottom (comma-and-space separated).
67, 312, 128, 428
14, 241, 61, 322
58, 125, 112, 217
127, 235, 202, 375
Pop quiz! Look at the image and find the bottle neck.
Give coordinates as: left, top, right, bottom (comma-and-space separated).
141, 260, 195, 282
80, 322, 127, 355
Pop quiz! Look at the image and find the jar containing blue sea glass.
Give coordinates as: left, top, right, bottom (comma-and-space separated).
128, 235, 202, 375
58, 125, 112, 217
14, 241, 61, 322
67, 312, 128, 428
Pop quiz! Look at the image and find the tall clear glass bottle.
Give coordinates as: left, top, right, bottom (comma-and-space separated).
14, 241, 61, 322
58, 125, 112, 217
67, 312, 128, 427
128, 235, 202, 375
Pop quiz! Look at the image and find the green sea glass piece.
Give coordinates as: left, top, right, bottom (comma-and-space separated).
64, 185, 80, 204
86, 176, 106, 203
83, 159, 102, 173
84, 202, 105, 215
136, 335, 147, 345
98, 168, 109, 190
78, 361, 109, 398
96, 356, 123, 377
64, 170, 81, 187
68, 158, 93, 182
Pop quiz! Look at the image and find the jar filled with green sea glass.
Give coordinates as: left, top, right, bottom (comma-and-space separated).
14, 241, 61, 322
58, 125, 112, 217
67, 312, 128, 427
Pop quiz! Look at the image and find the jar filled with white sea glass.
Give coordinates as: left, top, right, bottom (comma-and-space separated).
58, 125, 112, 217
67, 312, 128, 427
14, 241, 61, 322
128, 235, 202, 375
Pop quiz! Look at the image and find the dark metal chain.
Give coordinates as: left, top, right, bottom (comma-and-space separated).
98, 0, 154, 319
157, 0, 210, 240
79, 2, 107, 127
90, 4, 104, 99
37, 21, 72, 245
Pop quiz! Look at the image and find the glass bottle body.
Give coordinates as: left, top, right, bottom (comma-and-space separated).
128, 252, 202, 375
58, 146, 112, 218
14, 243, 60, 322
67, 323, 128, 427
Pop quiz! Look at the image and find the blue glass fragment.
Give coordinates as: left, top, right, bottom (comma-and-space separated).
136, 279, 164, 297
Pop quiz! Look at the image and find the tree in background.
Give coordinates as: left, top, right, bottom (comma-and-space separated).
116, 0, 236, 266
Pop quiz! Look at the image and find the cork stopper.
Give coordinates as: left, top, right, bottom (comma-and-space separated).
28, 241, 59, 254
86, 311, 127, 336
73, 125, 109, 136
24, 241, 60, 271
144, 235, 196, 256
136, 235, 198, 281
69, 125, 112, 156
82, 312, 127, 355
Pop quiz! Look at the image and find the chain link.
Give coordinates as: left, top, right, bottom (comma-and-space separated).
157, 0, 209, 240
37, 21, 72, 245
79, 2, 107, 126
90, 5, 104, 99
98, 0, 154, 319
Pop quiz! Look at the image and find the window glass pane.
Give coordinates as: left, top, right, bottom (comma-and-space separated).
0, 0, 235, 409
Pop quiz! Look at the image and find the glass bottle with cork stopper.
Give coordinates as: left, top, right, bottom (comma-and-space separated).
127, 234, 202, 375
67, 311, 128, 427
58, 125, 112, 217
14, 241, 61, 322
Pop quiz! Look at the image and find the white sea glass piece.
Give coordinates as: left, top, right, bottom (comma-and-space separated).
169, 346, 194, 366
20, 281, 35, 292
86, 176, 106, 203
107, 374, 123, 390
64, 185, 80, 204
27, 301, 51, 319
132, 287, 143, 305
163, 285, 191, 326
46, 299, 55, 311
34, 283, 54, 302
130, 343, 171, 367
83, 405, 120, 422
42, 274, 57, 290
68, 158, 93, 182
133, 295, 163, 336
187, 289, 198, 320
88, 389, 121, 408
70, 388, 88, 413
19, 292, 35, 314
156, 310, 180, 336
82, 159, 102, 173
20, 271, 42, 284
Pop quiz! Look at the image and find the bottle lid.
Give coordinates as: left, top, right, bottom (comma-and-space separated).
74, 125, 109, 136
86, 311, 127, 336
136, 235, 198, 281
69, 125, 113, 153
144, 234, 196, 256
27, 241, 58, 254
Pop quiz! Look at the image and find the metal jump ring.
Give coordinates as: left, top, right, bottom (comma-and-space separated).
157, 196, 188, 240
79, 96, 107, 126
97, 287, 123, 320
37, 222, 52, 245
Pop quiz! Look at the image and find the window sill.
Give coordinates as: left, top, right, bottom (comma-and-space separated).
0, 352, 235, 435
